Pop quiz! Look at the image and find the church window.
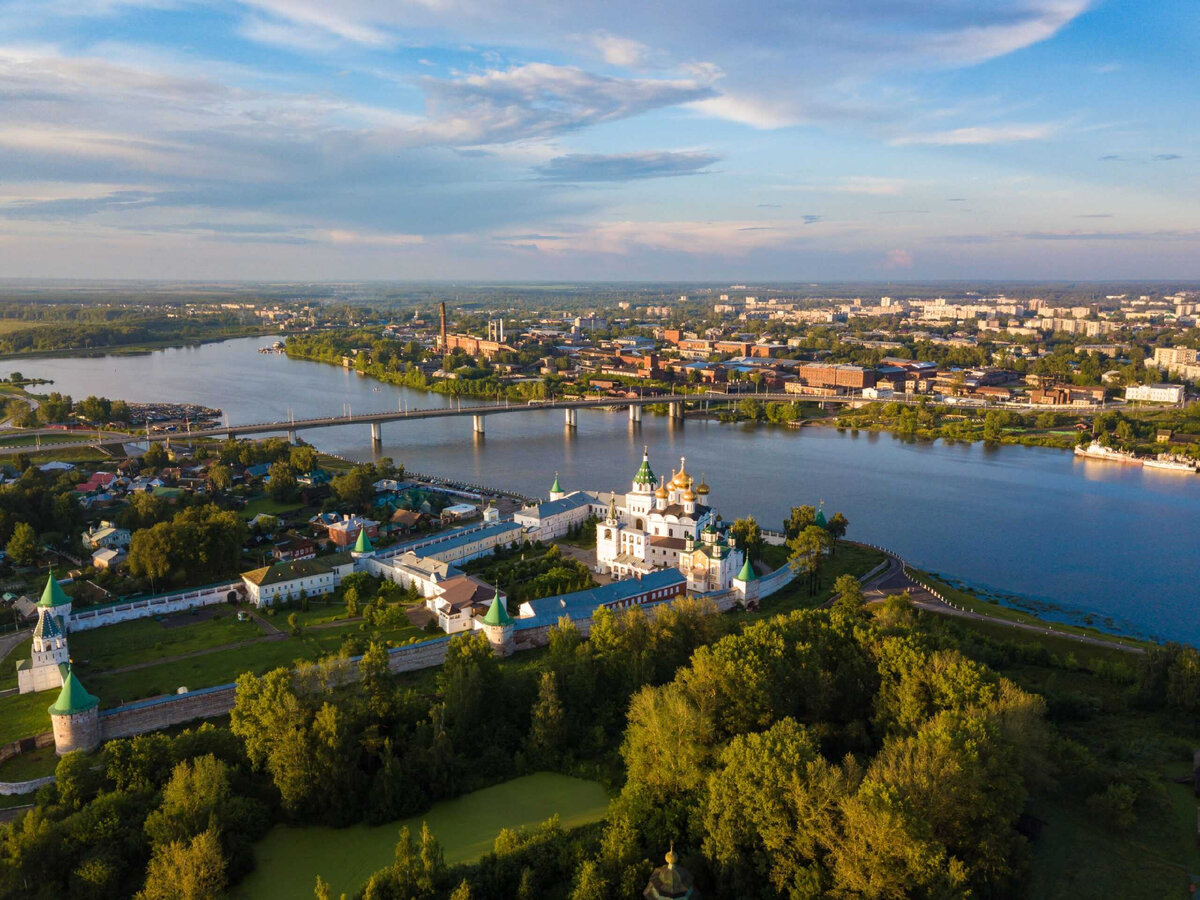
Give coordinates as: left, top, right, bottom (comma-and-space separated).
636, 519, 644, 530
605, 528, 612, 540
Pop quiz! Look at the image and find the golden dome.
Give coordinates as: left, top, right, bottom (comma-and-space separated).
681, 489, 696, 502
672, 458, 691, 487
655, 484, 668, 498
695, 474, 710, 494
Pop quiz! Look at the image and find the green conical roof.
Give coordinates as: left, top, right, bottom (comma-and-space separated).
352, 528, 374, 553
480, 589, 512, 627
633, 447, 656, 485
39, 573, 70, 609
48, 665, 98, 717
550, 473, 562, 494
814, 506, 827, 528
736, 558, 758, 582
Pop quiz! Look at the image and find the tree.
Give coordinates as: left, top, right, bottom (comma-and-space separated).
359, 640, 393, 720
144, 755, 233, 846
729, 516, 763, 561
784, 505, 816, 540
208, 464, 233, 492
826, 511, 849, 548
787, 526, 830, 596
142, 443, 169, 470
288, 612, 301, 636
55, 750, 102, 810
289, 445, 318, 474
6, 520, 37, 566
331, 466, 375, 509
832, 573, 865, 612
137, 828, 227, 900
267, 461, 298, 502
527, 671, 566, 763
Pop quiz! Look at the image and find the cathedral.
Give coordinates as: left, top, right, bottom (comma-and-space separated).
595, 448, 744, 594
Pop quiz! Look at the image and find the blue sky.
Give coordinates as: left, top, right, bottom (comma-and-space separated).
0, 0, 1195, 280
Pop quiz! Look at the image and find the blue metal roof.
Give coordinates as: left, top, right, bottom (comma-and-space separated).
519, 493, 592, 520
407, 521, 522, 558
516, 567, 686, 630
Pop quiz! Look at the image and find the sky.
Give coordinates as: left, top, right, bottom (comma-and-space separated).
0, 0, 1196, 282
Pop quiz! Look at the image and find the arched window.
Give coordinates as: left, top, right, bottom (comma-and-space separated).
605, 528, 613, 540
635, 518, 644, 531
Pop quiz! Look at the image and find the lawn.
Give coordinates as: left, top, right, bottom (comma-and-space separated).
87, 620, 429, 706
0, 743, 58, 783
0, 690, 55, 745
754, 543, 886, 615
231, 772, 612, 900
240, 496, 307, 520
69, 608, 257, 672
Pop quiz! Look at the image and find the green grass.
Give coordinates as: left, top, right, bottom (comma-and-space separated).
0, 433, 95, 447
911, 569, 1153, 652
272, 603, 354, 628
231, 773, 612, 900
0, 744, 58, 783
240, 496, 306, 520
754, 543, 886, 615
87, 621, 429, 706
0, 637, 31, 691
69, 609, 257, 672
0, 691, 54, 745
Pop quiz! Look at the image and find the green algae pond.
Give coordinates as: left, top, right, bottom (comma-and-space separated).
232, 772, 611, 899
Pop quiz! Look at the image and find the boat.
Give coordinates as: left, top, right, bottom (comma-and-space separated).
1073, 441, 1140, 465
1144, 458, 1197, 473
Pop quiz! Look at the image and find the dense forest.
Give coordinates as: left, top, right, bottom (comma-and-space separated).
3, 589, 1196, 899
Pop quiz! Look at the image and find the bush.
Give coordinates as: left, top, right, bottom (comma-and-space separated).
1087, 782, 1137, 831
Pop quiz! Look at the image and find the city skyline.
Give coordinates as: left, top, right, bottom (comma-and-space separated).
0, 0, 1196, 280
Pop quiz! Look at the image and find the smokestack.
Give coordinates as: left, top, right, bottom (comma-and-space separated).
439, 301, 447, 352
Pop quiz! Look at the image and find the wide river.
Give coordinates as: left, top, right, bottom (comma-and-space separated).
16, 337, 1200, 643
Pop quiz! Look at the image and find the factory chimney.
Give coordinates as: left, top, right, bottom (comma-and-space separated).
439, 301, 447, 352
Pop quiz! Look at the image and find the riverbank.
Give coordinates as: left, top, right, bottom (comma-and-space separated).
0, 328, 276, 361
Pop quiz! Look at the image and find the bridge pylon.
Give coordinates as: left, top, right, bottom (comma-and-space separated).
370, 422, 381, 444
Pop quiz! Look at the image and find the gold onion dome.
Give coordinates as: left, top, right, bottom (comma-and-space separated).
655, 484, 669, 499
682, 489, 696, 502
695, 475, 710, 495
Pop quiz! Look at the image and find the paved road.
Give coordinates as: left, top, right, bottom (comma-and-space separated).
853, 548, 1145, 654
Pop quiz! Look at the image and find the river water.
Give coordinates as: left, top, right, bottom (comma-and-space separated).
16, 337, 1200, 643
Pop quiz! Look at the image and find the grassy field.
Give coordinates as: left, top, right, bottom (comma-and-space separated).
85, 620, 429, 706
0, 433, 96, 447
754, 543, 887, 614
69, 608, 258, 672
0, 691, 54, 745
0, 743, 58, 783
240, 496, 307, 520
232, 773, 611, 900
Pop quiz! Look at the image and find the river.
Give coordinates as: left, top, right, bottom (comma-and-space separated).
15, 336, 1200, 644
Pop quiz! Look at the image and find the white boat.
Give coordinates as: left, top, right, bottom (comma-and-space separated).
1143, 458, 1196, 473
1074, 441, 1140, 465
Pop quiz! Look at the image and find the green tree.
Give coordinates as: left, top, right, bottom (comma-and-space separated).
55, 750, 102, 810
832, 573, 865, 612
6, 520, 37, 566
527, 671, 566, 763
290, 445, 318, 474
137, 828, 227, 900
784, 505, 816, 540
787, 526, 829, 596
267, 461, 298, 502
142, 443, 169, 470
208, 464, 233, 492
729, 516, 763, 561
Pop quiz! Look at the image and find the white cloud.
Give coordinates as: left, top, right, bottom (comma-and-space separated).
883, 248, 913, 268
687, 92, 800, 129
891, 123, 1061, 146
582, 31, 654, 68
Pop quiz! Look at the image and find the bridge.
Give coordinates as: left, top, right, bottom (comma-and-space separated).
0, 390, 1121, 455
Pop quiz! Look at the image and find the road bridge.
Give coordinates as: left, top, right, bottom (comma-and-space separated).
0, 391, 1122, 455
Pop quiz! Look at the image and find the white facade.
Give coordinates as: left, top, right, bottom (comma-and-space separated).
1125, 383, 1185, 404
242, 557, 356, 608
16, 607, 68, 694
513, 491, 592, 542
595, 450, 721, 579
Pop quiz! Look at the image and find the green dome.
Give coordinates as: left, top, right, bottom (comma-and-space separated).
633, 447, 656, 486
352, 528, 374, 553
814, 507, 827, 528
48, 665, 98, 717
736, 558, 758, 582
39, 573, 70, 609
480, 589, 512, 627
550, 473, 562, 494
